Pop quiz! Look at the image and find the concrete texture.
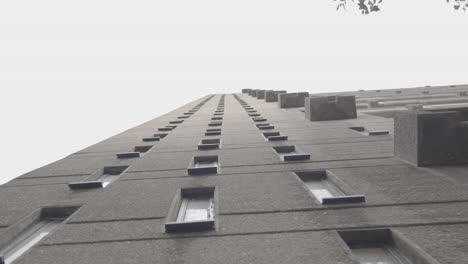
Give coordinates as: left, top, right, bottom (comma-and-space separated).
305, 95, 357, 121
2, 86, 468, 264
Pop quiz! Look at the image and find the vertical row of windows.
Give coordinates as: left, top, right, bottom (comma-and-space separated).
165, 95, 225, 232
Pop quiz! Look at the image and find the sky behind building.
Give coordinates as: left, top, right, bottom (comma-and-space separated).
0, 0, 467, 184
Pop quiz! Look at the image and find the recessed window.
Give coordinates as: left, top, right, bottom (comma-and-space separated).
295, 170, 365, 204
0, 206, 79, 264
169, 120, 184, 124
262, 132, 288, 141
338, 229, 416, 264
68, 166, 129, 190
213, 112, 223, 116
158, 125, 177, 131
165, 187, 216, 233
349, 126, 389, 136
246, 110, 257, 113
257, 123, 275, 130
198, 138, 221, 150
178, 115, 190, 119
273, 146, 310, 161
252, 117, 267, 122
187, 155, 219, 175
116, 145, 153, 159
249, 113, 261, 117
153, 133, 168, 139
142, 136, 160, 142
184, 112, 194, 115
211, 116, 223, 121
188, 109, 197, 113
208, 121, 223, 127
205, 128, 221, 136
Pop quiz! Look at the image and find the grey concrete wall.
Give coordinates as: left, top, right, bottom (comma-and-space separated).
1, 89, 468, 264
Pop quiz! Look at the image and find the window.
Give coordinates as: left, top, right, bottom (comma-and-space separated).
184, 112, 194, 115
211, 116, 223, 121
262, 132, 288, 141
68, 166, 129, 190
0, 206, 79, 264
116, 145, 153, 159
205, 128, 221, 136
295, 170, 365, 204
142, 136, 160, 142
188, 109, 197, 113
153, 133, 168, 139
187, 155, 219, 175
169, 120, 184, 124
273, 145, 310, 161
256, 123, 274, 129
165, 187, 216, 233
349, 126, 389, 136
158, 125, 177, 131
252, 117, 267, 122
213, 112, 223, 116
338, 229, 416, 264
249, 113, 261, 117
178, 115, 190, 119
198, 138, 221, 150
208, 121, 222, 127
246, 110, 257, 113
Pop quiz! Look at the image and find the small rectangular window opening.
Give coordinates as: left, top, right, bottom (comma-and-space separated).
295, 170, 365, 204
208, 121, 223, 127
170, 120, 184, 124
165, 187, 216, 233
154, 133, 168, 139
116, 145, 153, 159
158, 125, 177, 131
187, 155, 219, 175
253, 117, 267, 122
198, 138, 221, 150
338, 229, 414, 264
68, 166, 129, 190
263, 132, 288, 141
273, 146, 310, 161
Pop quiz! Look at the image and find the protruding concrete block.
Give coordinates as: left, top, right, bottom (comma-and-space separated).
305, 96, 357, 121
394, 110, 465, 166
251, 89, 259, 97
278, 92, 309, 108
265, 90, 287, 102
242, 88, 252, 94
256, 90, 269, 100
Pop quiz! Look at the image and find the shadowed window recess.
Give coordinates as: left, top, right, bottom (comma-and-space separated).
68, 166, 129, 190
338, 229, 434, 264
165, 187, 216, 233
295, 170, 365, 204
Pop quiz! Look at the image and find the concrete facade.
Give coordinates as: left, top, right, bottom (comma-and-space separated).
1, 85, 468, 263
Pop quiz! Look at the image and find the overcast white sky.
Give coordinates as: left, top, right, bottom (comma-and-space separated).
0, 0, 467, 184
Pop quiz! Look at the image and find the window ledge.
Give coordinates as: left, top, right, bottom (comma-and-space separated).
165, 220, 215, 233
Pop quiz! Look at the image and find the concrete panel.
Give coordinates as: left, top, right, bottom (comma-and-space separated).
17, 232, 355, 264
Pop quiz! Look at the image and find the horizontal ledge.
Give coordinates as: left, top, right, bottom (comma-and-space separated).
322, 195, 366, 205
165, 220, 215, 233
68, 181, 104, 190
116, 152, 141, 159
283, 153, 311, 161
